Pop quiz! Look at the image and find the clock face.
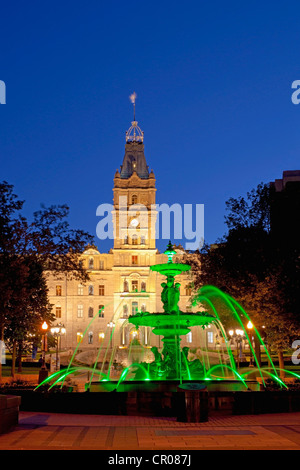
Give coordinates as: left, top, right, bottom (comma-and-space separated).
130, 218, 139, 228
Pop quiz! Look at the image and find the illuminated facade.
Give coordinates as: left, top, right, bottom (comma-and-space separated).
46, 118, 201, 353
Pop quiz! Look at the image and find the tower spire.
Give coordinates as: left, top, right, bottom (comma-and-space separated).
126, 92, 144, 143
129, 91, 137, 121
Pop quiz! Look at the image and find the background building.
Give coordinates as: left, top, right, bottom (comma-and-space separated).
46, 117, 216, 358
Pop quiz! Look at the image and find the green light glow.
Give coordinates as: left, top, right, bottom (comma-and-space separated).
198, 286, 269, 387
205, 364, 248, 388
36, 243, 293, 394
115, 363, 150, 390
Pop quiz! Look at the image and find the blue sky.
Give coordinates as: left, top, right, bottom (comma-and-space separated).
1, 1, 300, 253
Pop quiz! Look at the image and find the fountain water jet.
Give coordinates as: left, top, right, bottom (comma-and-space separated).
36, 242, 298, 393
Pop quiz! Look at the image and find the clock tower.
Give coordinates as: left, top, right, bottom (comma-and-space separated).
111, 103, 159, 335
112, 118, 157, 252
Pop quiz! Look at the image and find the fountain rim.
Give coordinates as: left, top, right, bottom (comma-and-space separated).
150, 262, 191, 276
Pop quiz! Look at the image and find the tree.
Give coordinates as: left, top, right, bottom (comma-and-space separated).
188, 183, 300, 375
0, 181, 94, 378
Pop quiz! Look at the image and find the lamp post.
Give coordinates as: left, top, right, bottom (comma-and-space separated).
247, 321, 254, 367
50, 323, 66, 372
229, 328, 245, 368
107, 321, 115, 349
38, 321, 49, 384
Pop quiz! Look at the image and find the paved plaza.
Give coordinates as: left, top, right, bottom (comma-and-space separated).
1, 411, 300, 450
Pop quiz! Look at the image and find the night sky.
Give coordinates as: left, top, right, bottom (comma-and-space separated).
1, 1, 300, 253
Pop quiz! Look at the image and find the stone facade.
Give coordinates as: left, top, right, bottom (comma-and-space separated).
46, 121, 216, 354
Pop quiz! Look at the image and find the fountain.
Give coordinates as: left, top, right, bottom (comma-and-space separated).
36, 242, 300, 397
128, 241, 218, 382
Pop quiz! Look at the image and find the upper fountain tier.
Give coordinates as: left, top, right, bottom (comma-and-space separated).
150, 241, 191, 277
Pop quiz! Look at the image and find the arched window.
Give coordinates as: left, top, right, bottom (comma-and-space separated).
88, 285, 94, 295
123, 280, 129, 292
88, 258, 94, 269
132, 234, 138, 245
88, 332, 93, 344
141, 282, 146, 292
88, 307, 94, 318
131, 194, 138, 205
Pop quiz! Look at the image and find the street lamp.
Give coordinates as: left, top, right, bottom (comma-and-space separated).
50, 323, 66, 372
228, 328, 245, 368
107, 321, 115, 349
247, 321, 254, 367
38, 321, 49, 384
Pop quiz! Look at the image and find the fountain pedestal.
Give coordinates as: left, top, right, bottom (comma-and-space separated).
129, 242, 215, 380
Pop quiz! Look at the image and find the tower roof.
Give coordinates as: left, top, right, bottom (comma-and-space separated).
120, 93, 149, 179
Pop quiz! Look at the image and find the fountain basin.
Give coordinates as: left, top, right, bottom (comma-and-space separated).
129, 311, 215, 336
87, 379, 260, 393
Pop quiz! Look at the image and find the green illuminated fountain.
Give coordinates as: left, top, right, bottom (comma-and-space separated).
128, 241, 216, 380
36, 241, 300, 393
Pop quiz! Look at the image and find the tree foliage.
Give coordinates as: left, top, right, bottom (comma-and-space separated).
0, 181, 94, 376
188, 182, 300, 354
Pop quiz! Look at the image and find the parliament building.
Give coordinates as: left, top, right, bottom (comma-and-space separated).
46, 116, 216, 357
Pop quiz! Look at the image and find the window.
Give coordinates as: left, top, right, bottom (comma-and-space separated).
141, 282, 146, 292
55, 306, 62, 318
88, 285, 94, 295
207, 331, 214, 344
141, 304, 146, 313
141, 235, 145, 244
88, 332, 93, 344
124, 235, 128, 244
132, 194, 138, 205
77, 332, 83, 344
132, 255, 138, 265
99, 260, 104, 270
88, 307, 94, 318
56, 286, 62, 296
77, 305, 83, 318
123, 305, 128, 318
99, 285, 105, 296
99, 332, 105, 342
185, 285, 192, 296
78, 284, 83, 295
132, 280, 138, 292
98, 305, 104, 317
88, 258, 94, 269
132, 302, 138, 315
132, 234, 138, 245
123, 280, 129, 292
